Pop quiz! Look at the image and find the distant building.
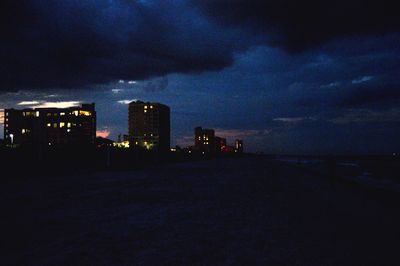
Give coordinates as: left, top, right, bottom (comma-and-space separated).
96, 137, 113, 148
235, 139, 244, 153
215, 136, 227, 153
4, 103, 96, 147
194, 127, 216, 153
128, 101, 170, 151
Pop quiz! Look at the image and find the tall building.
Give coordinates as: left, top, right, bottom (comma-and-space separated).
4, 103, 96, 147
128, 101, 170, 151
235, 139, 244, 153
194, 127, 216, 153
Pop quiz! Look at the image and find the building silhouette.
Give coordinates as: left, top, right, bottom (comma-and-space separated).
194, 127, 216, 153
128, 101, 170, 151
215, 136, 227, 153
235, 139, 244, 153
4, 103, 96, 147
194, 127, 244, 154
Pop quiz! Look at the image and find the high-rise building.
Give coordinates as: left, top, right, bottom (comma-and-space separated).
128, 101, 170, 151
235, 139, 244, 153
194, 127, 216, 153
3, 103, 96, 147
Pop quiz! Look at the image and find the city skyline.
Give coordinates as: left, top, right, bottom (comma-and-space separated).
0, 0, 399, 154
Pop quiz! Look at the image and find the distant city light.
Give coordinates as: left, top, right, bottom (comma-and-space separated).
113, 140, 130, 148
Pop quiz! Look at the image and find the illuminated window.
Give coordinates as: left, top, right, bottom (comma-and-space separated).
144, 105, 148, 109
150, 105, 153, 109
144, 109, 147, 113
67, 123, 71, 128
60, 112, 65, 116
67, 129, 71, 133
47, 123, 51, 127
60, 122, 65, 128
36, 111, 40, 117
47, 113, 51, 116
79, 110, 91, 116
22, 129, 26, 134
73, 110, 79, 116
53, 123, 57, 128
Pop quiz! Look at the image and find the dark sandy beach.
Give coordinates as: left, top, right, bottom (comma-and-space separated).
2, 157, 400, 265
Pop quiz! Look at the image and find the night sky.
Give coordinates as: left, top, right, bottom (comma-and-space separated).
1, 0, 399, 154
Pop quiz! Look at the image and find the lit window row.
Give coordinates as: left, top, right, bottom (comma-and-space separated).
47, 122, 75, 128
21, 129, 31, 134
22, 111, 40, 117
44, 110, 91, 117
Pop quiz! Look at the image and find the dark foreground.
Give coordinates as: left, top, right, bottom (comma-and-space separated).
2, 158, 400, 265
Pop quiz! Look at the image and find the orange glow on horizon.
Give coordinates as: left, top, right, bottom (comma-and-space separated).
0, 109, 4, 125
96, 130, 111, 138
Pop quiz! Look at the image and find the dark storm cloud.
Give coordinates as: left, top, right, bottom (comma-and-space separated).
0, 0, 252, 91
339, 84, 400, 107
2, 0, 399, 92
192, 0, 400, 52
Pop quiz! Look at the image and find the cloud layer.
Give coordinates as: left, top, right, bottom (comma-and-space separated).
192, 0, 400, 52
0, 0, 249, 90
3, 0, 398, 91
